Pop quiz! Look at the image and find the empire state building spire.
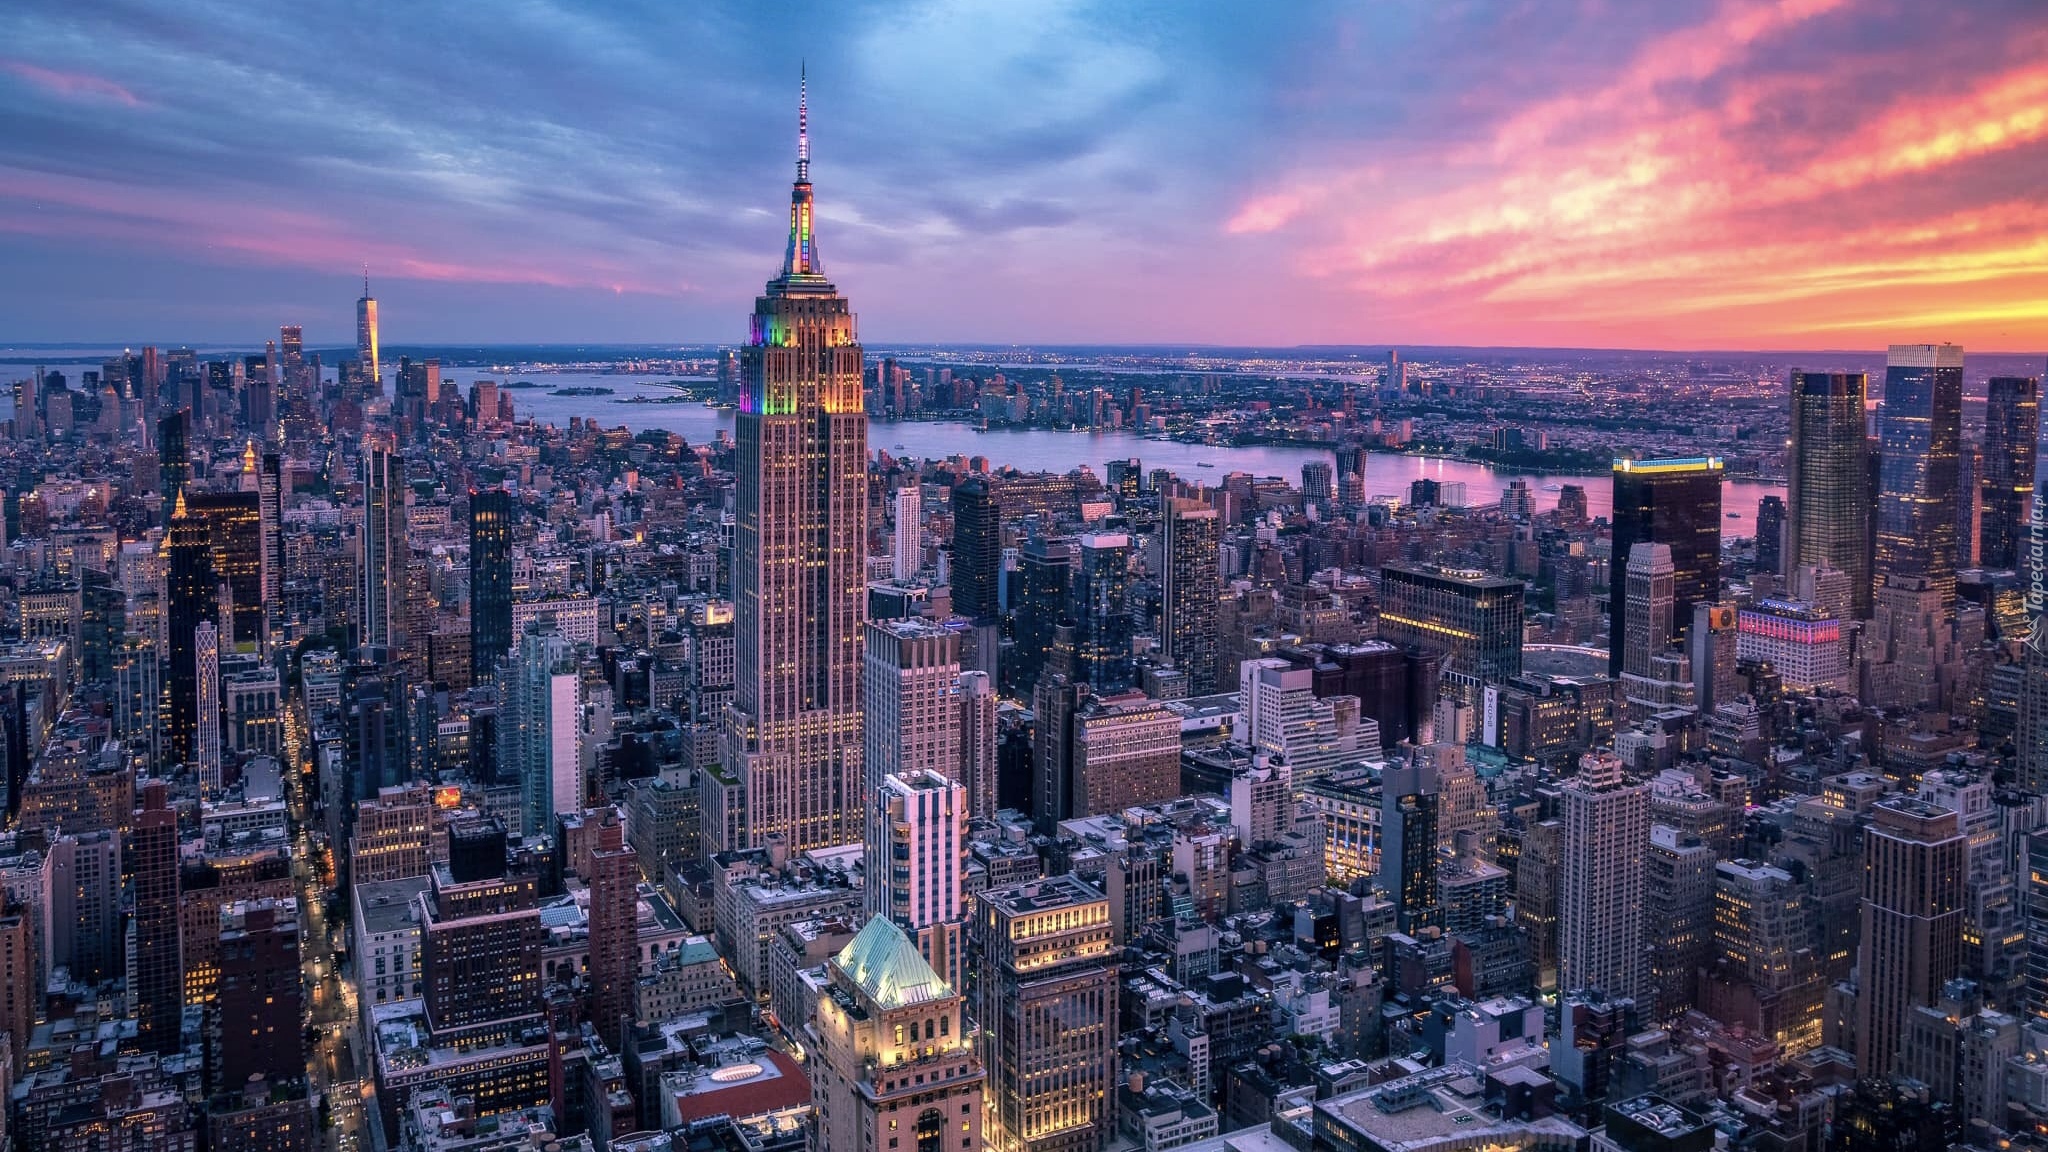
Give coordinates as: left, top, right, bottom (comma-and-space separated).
781, 68, 823, 282
724, 73, 867, 854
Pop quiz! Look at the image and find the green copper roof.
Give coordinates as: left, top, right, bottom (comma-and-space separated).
834, 916, 950, 1010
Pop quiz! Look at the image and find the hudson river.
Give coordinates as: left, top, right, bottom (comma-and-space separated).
505, 373, 1781, 529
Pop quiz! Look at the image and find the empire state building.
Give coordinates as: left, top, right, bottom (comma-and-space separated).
721, 78, 868, 851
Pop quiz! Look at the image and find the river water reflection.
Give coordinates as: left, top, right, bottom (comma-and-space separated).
500, 372, 1782, 529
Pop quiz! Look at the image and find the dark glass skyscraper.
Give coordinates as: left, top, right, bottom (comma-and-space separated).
1071, 532, 1133, 693
1786, 371, 1871, 618
950, 476, 1001, 620
723, 78, 867, 852
1982, 374, 2040, 571
189, 491, 263, 651
1877, 343, 1964, 612
469, 488, 513, 685
165, 490, 217, 766
361, 438, 408, 654
1010, 535, 1073, 695
132, 783, 181, 1054
1609, 458, 1723, 675
1754, 495, 1784, 577
158, 409, 189, 522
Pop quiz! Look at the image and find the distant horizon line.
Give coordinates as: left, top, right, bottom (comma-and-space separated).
4, 339, 2046, 360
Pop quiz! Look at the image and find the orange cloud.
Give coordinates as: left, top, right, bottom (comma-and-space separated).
1229, 0, 2048, 348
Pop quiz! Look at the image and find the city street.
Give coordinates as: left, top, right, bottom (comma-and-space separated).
285, 702, 376, 1152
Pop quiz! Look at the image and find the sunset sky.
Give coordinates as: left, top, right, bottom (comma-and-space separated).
3, 0, 2045, 350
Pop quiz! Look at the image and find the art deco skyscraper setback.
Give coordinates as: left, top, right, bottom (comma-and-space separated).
1981, 374, 2040, 571
1609, 458, 1723, 675
1786, 372, 1872, 618
357, 268, 380, 390
1877, 343, 1964, 612
725, 79, 867, 851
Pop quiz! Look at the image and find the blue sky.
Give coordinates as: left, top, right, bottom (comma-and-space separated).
3, 1, 2046, 349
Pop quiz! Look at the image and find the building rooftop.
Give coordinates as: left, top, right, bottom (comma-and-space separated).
982, 872, 1105, 915
833, 915, 951, 1010
357, 876, 432, 936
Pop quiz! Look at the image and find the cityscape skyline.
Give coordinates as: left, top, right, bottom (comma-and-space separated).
12, 14, 2048, 1152
5, 2, 2048, 349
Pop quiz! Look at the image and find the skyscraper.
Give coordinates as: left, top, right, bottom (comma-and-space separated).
1620, 542, 1675, 679
1754, 494, 1785, 577
357, 268, 380, 391
1853, 796, 1964, 1078
189, 490, 263, 651
1378, 562, 1525, 683
1302, 459, 1333, 511
165, 490, 217, 767
1380, 755, 1441, 935
1981, 374, 2040, 571
957, 669, 998, 819
811, 917, 984, 1152
214, 898, 304, 1088
258, 451, 282, 652
723, 78, 868, 853
870, 769, 968, 989
469, 488, 514, 685
1010, 535, 1073, 694
975, 875, 1118, 1152
1161, 497, 1221, 692
361, 438, 407, 653
950, 476, 1001, 621
1560, 751, 1649, 999
1787, 372, 1871, 617
132, 782, 182, 1054
158, 408, 190, 519
1071, 532, 1133, 692
863, 619, 962, 885
1876, 344, 1964, 612
196, 621, 221, 797
502, 622, 580, 837
893, 483, 922, 580
1610, 458, 1724, 675
586, 813, 638, 1049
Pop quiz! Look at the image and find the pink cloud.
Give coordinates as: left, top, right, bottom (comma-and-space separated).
1223, 0, 2048, 348
0, 168, 698, 296
1, 60, 144, 108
